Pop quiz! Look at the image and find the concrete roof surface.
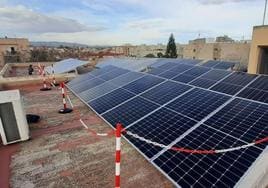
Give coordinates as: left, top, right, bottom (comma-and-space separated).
0, 84, 173, 188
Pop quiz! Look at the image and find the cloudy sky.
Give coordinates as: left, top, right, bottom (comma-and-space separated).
0, 0, 266, 45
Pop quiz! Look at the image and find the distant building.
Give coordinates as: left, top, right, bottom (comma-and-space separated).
216, 35, 235, 43
181, 37, 250, 68
113, 36, 250, 68
0, 37, 30, 66
248, 25, 268, 74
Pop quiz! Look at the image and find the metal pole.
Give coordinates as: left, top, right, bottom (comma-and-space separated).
115, 123, 122, 188
263, 0, 268, 25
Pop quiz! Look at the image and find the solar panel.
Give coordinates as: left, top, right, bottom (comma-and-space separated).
201, 60, 236, 70
210, 72, 257, 95
98, 68, 129, 81
102, 96, 160, 127
157, 62, 179, 70
214, 61, 236, 70
189, 70, 231, 89
66, 60, 268, 188
88, 88, 135, 114
67, 73, 95, 87
45, 58, 89, 74
237, 75, 268, 104
123, 75, 165, 94
165, 88, 230, 121
147, 68, 167, 75
172, 66, 210, 83
90, 65, 118, 76
170, 64, 194, 73
204, 98, 268, 145
109, 71, 145, 87
70, 77, 105, 94
158, 64, 194, 79
125, 107, 198, 159
141, 81, 192, 105
79, 82, 118, 102
153, 125, 263, 188
158, 70, 182, 79
202, 60, 221, 68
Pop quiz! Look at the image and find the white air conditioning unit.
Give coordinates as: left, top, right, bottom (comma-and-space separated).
0, 90, 29, 145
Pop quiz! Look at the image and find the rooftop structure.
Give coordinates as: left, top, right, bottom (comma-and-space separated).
248, 25, 268, 74
0, 38, 30, 66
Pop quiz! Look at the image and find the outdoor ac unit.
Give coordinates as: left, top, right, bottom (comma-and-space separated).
0, 90, 29, 145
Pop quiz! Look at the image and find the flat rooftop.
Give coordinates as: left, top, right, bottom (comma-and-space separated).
0, 83, 173, 188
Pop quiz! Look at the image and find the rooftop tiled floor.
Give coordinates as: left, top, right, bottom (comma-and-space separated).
0, 84, 173, 188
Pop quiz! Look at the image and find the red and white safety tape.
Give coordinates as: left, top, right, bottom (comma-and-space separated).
125, 131, 268, 154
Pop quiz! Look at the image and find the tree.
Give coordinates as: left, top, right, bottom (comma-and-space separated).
165, 33, 177, 58
157, 52, 163, 58
144, 53, 155, 58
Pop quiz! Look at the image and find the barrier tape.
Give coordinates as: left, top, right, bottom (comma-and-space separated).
64, 86, 268, 154
125, 131, 268, 154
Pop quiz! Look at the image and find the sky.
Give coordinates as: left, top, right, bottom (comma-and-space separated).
0, 0, 266, 45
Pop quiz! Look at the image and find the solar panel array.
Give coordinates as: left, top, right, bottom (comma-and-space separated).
202, 60, 237, 70
67, 59, 268, 188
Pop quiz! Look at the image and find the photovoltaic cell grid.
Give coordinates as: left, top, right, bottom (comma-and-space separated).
158, 64, 194, 79
88, 88, 136, 114
202, 60, 236, 70
204, 98, 268, 146
165, 88, 230, 121
125, 107, 198, 159
189, 69, 231, 89
172, 66, 210, 83
141, 81, 192, 105
102, 96, 160, 127
122, 75, 165, 94
237, 75, 268, 104
154, 125, 263, 188
202, 60, 221, 68
210, 72, 257, 95
67, 62, 268, 188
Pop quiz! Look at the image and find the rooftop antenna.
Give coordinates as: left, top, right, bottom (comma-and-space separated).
263, 0, 267, 25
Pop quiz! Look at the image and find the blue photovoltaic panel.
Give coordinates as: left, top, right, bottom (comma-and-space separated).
202, 60, 221, 68
70, 77, 105, 94
79, 82, 118, 102
181, 59, 202, 65
147, 68, 167, 75
200, 69, 231, 80
88, 88, 135, 114
166, 88, 230, 121
109, 71, 145, 87
102, 96, 160, 127
204, 98, 268, 146
172, 66, 210, 83
157, 62, 178, 70
125, 107, 198, 158
123, 75, 165, 94
189, 78, 216, 89
67, 73, 95, 87
141, 81, 192, 105
182, 66, 211, 77
210, 72, 257, 95
237, 75, 268, 103
158, 70, 182, 79
189, 69, 231, 89
214, 61, 236, 70
171, 74, 197, 84
90, 65, 118, 76
157, 64, 194, 79
98, 68, 129, 81
154, 125, 263, 188
169, 64, 194, 74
